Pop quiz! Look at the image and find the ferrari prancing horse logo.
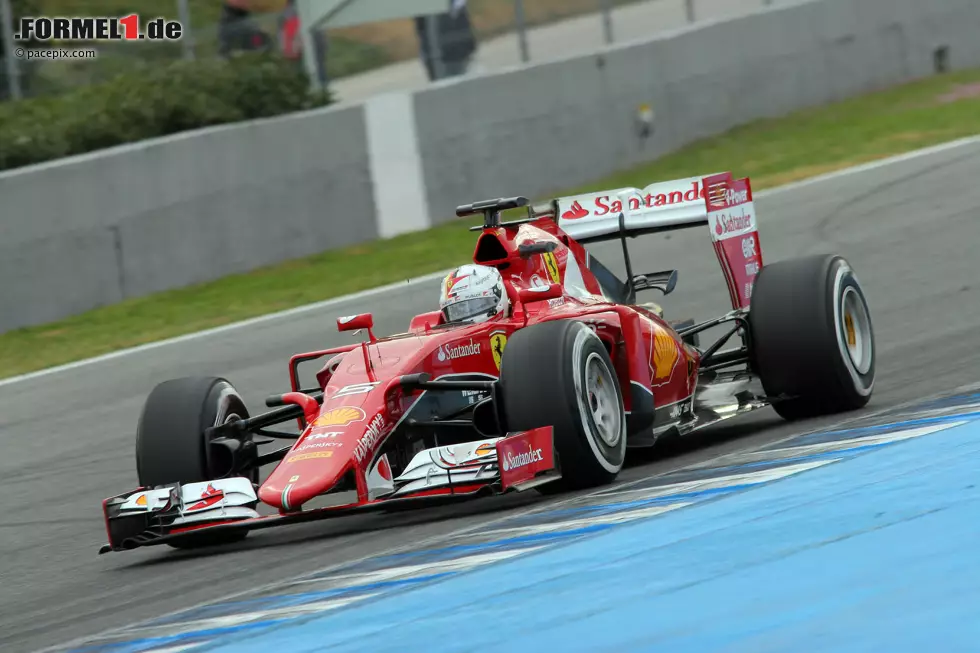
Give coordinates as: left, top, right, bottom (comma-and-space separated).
542, 252, 561, 285
490, 332, 508, 371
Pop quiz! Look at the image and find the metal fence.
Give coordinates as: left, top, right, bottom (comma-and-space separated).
1, 0, 781, 104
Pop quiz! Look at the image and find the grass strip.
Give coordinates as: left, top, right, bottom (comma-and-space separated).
3, 67, 979, 378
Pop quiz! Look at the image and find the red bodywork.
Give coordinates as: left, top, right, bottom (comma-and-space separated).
261, 216, 700, 514
100, 172, 766, 552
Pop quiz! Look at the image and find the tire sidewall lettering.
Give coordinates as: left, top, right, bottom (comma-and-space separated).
571, 326, 626, 473
831, 263, 875, 397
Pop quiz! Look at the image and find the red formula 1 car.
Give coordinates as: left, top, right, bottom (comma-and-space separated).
99, 172, 876, 553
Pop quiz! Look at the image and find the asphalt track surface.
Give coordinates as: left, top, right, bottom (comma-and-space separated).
2, 139, 979, 653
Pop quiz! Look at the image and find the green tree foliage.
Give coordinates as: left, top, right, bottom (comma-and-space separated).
0, 52, 331, 170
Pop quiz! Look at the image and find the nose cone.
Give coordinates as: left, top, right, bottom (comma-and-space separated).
258, 431, 352, 512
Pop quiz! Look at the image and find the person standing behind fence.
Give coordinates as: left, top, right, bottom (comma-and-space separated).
218, 0, 272, 57
279, 0, 329, 86
415, 0, 477, 82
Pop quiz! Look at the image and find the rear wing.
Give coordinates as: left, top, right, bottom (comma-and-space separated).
531, 173, 764, 310
532, 175, 715, 244
703, 172, 764, 310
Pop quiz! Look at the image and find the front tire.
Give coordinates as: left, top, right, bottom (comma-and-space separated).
749, 254, 875, 420
135, 376, 253, 548
499, 320, 626, 491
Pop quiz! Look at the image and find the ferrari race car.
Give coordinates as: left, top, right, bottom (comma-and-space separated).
99, 171, 876, 553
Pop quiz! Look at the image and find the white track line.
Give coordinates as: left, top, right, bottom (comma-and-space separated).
41, 379, 978, 653
4, 134, 980, 390
0, 270, 451, 388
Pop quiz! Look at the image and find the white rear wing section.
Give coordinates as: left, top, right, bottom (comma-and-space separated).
548, 175, 715, 243
536, 172, 764, 311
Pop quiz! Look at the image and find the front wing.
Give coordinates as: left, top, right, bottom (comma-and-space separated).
100, 427, 559, 554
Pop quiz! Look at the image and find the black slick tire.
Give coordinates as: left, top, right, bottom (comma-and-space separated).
749, 254, 875, 420
499, 320, 626, 491
135, 376, 252, 548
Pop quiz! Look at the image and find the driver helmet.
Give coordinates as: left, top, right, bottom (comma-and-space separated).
440, 264, 509, 324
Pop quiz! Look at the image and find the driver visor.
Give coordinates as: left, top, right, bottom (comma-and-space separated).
443, 296, 497, 323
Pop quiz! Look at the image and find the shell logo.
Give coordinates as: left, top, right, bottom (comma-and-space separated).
652, 329, 679, 383
475, 442, 495, 456
313, 406, 365, 428
286, 451, 333, 463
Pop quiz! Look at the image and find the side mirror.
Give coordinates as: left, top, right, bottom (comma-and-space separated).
518, 283, 563, 304
517, 240, 558, 259
337, 313, 376, 342
408, 310, 445, 333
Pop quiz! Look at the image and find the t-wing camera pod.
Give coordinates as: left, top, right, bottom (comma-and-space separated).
458, 197, 531, 230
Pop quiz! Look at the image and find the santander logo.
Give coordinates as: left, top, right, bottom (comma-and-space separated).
562, 181, 706, 221
502, 446, 544, 472
562, 201, 589, 220
437, 339, 481, 362
714, 210, 754, 236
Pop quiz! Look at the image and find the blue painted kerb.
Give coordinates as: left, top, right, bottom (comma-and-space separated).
201, 418, 980, 653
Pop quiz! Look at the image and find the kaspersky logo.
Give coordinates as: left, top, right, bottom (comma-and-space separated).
501, 446, 543, 472
354, 414, 387, 463
436, 339, 481, 362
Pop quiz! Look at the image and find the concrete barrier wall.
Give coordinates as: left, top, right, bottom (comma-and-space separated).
413, 0, 980, 221
0, 103, 376, 331
1, 0, 979, 333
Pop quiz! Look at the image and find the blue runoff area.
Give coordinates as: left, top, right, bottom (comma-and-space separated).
203, 418, 980, 653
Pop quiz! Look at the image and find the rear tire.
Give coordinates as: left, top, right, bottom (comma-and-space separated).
499, 320, 626, 491
749, 254, 875, 420
135, 377, 253, 548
